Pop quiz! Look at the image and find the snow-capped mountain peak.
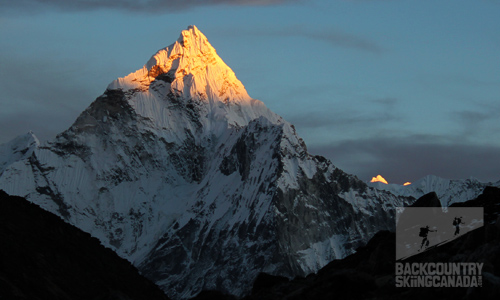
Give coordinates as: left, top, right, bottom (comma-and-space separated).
0, 25, 412, 299
108, 25, 250, 104
101, 25, 281, 142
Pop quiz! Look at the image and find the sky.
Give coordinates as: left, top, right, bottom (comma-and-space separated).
1, 0, 499, 184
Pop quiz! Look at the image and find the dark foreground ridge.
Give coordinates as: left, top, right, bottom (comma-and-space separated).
204, 187, 500, 300
0, 190, 170, 300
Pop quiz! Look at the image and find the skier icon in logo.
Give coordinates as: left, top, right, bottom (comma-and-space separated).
418, 225, 436, 251
453, 217, 464, 236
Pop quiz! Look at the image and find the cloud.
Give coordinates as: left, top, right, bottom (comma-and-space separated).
0, 0, 295, 14
217, 24, 383, 53
294, 28, 383, 53
288, 99, 401, 130
372, 97, 398, 106
309, 135, 500, 184
289, 110, 399, 130
451, 108, 500, 140
453, 110, 492, 126
257, 26, 384, 53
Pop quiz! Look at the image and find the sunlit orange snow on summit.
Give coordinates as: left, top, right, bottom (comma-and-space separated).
370, 175, 388, 184
370, 175, 412, 186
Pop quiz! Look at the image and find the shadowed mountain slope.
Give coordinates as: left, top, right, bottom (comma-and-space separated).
0, 190, 170, 300
239, 187, 500, 300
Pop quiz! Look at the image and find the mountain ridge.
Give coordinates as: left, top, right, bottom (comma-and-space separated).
242, 186, 500, 300
367, 174, 500, 206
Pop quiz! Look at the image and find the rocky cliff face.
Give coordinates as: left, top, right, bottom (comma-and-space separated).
0, 25, 411, 299
243, 187, 500, 300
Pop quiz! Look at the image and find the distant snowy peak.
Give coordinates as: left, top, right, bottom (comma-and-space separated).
0, 131, 39, 175
367, 174, 499, 206
108, 25, 250, 103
